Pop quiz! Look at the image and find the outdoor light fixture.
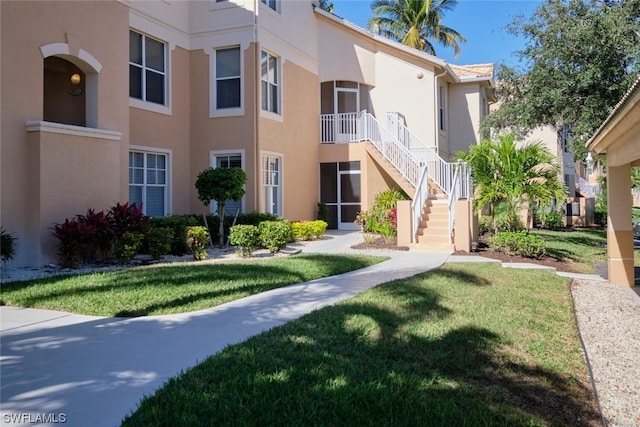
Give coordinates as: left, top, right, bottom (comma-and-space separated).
69, 73, 83, 96
586, 152, 594, 176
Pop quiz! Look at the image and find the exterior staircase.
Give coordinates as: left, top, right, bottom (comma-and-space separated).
321, 111, 471, 249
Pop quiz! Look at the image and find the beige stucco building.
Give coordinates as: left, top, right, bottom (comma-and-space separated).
587, 77, 640, 287
1, 0, 494, 268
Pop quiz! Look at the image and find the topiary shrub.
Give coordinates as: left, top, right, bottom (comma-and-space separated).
258, 220, 292, 253
229, 224, 260, 258
186, 226, 209, 260
491, 231, 546, 259
1, 226, 17, 263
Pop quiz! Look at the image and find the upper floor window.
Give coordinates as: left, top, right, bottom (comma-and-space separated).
261, 51, 280, 115
261, 0, 278, 11
130, 31, 166, 105
215, 47, 241, 110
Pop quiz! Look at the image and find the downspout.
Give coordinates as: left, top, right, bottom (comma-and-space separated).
433, 67, 447, 154
253, 0, 260, 212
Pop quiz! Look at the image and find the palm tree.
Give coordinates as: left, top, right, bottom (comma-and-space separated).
318, 0, 334, 13
368, 0, 466, 57
458, 133, 567, 232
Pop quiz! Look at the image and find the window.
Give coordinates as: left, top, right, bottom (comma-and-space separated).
213, 152, 244, 216
129, 151, 169, 217
438, 85, 446, 132
261, 51, 280, 114
130, 31, 166, 105
261, 0, 277, 11
215, 47, 241, 110
263, 154, 281, 216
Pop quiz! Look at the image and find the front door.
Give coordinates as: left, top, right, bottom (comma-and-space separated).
335, 88, 359, 142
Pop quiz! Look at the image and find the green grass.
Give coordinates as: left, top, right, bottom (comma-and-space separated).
0, 254, 385, 317
530, 228, 608, 273
121, 263, 599, 426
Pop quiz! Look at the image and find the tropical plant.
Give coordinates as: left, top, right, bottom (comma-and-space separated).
186, 226, 209, 261
1, 227, 17, 262
369, 0, 466, 57
458, 133, 567, 232
195, 167, 247, 247
113, 232, 144, 264
491, 231, 546, 259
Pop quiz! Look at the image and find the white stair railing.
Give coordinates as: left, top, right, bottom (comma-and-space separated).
386, 113, 470, 197
320, 111, 474, 244
359, 112, 423, 187
411, 164, 430, 242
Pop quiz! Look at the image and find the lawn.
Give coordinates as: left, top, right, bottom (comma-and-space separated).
531, 228, 608, 273
121, 263, 600, 426
0, 254, 385, 317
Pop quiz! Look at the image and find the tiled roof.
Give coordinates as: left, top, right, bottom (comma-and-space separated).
449, 63, 494, 78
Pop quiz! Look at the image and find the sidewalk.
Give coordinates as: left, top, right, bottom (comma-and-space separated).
0, 232, 450, 427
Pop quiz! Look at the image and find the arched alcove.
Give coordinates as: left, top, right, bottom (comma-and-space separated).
40, 43, 102, 128
44, 56, 86, 126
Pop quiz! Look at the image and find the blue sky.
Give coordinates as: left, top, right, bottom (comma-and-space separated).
331, 0, 543, 67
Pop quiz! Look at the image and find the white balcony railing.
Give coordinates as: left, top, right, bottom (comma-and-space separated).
320, 111, 472, 242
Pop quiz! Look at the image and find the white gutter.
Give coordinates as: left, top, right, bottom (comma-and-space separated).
434, 67, 448, 152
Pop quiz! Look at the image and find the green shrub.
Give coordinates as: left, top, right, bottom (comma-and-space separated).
113, 232, 144, 264
317, 202, 329, 223
258, 220, 292, 253
291, 222, 312, 241
150, 215, 199, 255
538, 210, 564, 230
229, 225, 260, 258
1, 226, 17, 262
491, 231, 546, 259
146, 227, 174, 260
186, 226, 209, 260
479, 215, 493, 235
307, 220, 327, 239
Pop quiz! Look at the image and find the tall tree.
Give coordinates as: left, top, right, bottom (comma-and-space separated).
368, 0, 466, 57
318, 0, 334, 13
458, 133, 567, 231
482, 0, 640, 159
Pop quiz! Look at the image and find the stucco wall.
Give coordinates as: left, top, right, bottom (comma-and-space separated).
1, 0, 130, 267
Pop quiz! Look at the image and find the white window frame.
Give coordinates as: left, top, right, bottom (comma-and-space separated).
260, 50, 281, 119
129, 30, 171, 115
209, 149, 246, 215
129, 146, 171, 217
438, 85, 446, 133
262, 152, 283, 217
211, 46, 243, 117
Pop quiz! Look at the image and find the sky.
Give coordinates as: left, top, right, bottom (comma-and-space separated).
330, 0, 544, 67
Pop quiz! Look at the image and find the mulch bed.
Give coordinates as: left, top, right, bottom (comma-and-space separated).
453, 248, 580, 273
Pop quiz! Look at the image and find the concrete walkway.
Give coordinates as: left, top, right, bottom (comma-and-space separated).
0, 232, 451, 427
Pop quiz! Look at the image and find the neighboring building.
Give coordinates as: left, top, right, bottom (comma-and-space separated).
1, 0, 495, 268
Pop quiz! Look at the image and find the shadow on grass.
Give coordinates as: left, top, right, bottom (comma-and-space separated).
1, 255, 379, 316
122, 268, 599, 426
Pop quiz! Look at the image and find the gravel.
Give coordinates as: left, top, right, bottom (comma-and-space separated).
570, 280, 640, 427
